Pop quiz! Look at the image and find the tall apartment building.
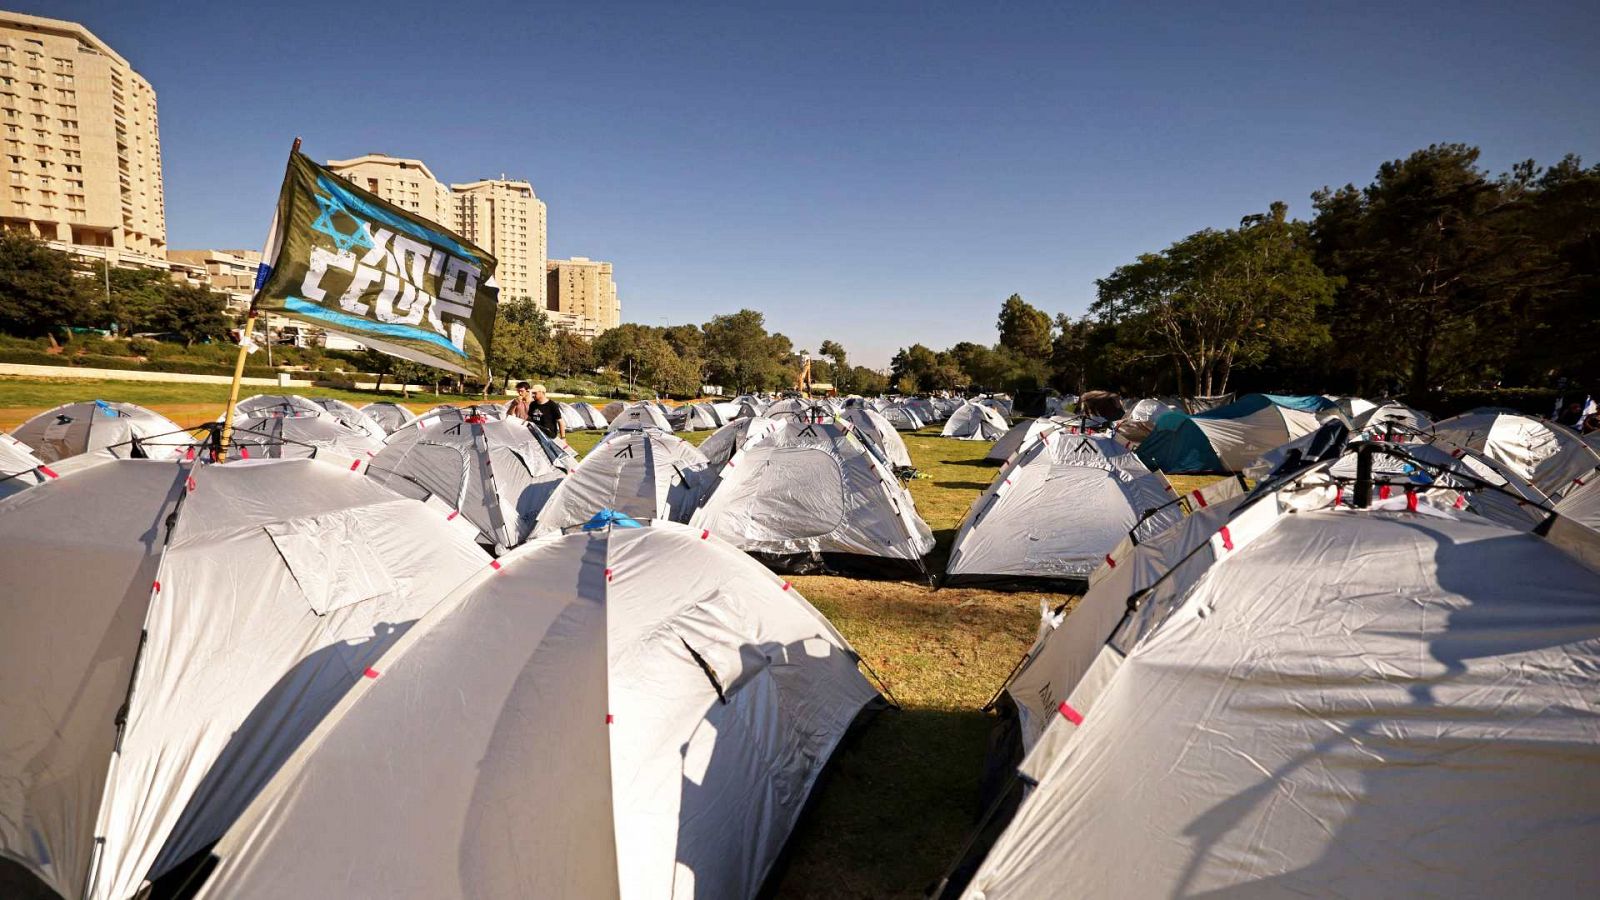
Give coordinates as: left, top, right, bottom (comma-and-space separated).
325, 153, 453, 224
166, 248, 262, 308
546, 256, 620, 338
452, 178, 546, 307
0, 11, 165, 261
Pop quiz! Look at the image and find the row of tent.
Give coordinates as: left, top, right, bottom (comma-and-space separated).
0, 455, 884, 899
938, 401, 1600, 590
937, 420, 1600, 897
0, 397, 942, 578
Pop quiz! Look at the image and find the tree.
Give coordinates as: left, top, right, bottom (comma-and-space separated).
101, 268, 171, 335
703, 310, 786, 393
1095, 203, 1337, 397
818, 339, 850, 392
996, 294, 1053, 359
488, 299, 556, 389
363, 347, 431, 397
890, 343, 939, 391
553, 330, 595, 377
153, 284, 231, 347
1311, 145, 1542, 398
0, 231, 93, 342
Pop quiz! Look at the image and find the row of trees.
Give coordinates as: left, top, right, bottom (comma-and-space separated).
0, 231, 231, 346
892, 145, 1599, 403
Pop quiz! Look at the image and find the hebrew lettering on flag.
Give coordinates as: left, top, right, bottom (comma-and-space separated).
252, 151, 499, 376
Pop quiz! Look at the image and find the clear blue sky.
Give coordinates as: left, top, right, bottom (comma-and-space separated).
27, 0, 1600, 367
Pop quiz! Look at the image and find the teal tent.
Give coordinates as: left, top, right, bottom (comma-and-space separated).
1136, 394, 1336, 474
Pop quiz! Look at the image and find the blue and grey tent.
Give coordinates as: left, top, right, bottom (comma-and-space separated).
1135, 394, 1336, 473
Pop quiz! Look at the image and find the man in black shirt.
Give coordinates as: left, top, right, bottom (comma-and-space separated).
517, 382, 564, 439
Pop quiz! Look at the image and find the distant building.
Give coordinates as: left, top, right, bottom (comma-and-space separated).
166, 248, 261, 308
545, 256, 620, 338
451, 178, 547, 308
325, 153, 453, 225
0, 11, 166, 266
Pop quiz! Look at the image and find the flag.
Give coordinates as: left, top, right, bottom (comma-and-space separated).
251, 151, 498, 376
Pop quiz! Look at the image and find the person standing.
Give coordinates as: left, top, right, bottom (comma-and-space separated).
505, 382, 535, 421
526, 383, 565, 439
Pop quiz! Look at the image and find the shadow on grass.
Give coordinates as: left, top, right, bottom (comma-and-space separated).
944, 457, 999, 468
768, 706, 996, 899
935, 481, 992, 492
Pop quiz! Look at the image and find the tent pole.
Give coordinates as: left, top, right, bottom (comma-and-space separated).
217, 309, 257, 460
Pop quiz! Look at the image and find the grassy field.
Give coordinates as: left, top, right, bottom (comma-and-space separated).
0, 377, 1216, 897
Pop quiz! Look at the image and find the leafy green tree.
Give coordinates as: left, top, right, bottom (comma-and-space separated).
703, 310, 788, 393
0, 231, 93, 342
488, 299, 557, 388
997, 294, 1053, 359
153, 284, 231, 347
363, 347, 431, 397
890, 343, 939, 390
553, 330, 595, 377
1311, 144, 1541, 398
593, 323, 667, 394
819, 339, 851, 392
94, 268, 172, 335
1096, 202, 1336, 396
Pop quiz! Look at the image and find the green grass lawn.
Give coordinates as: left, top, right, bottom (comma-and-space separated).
0, 387, 1218, 896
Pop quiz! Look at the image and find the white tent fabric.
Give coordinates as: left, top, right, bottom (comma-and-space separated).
880, 404, 926, 431
1189, 402, 1323, 470
12, 401, 190, 462
422, 403, 505, 425
232, 394, 325, 419
1114, 398, 1175, 444
570, 402, 610, 430
977, 396, 1013, 417
1351, 400, 1433, 434
690, 419, 934, 570
607, 402, 673, 433
0, 458, 490, 900
838, 407, 914, 469
668, 402, 724, 432
535, 430, 712, 533
358, 401, 419, 434
0, 431, 47, 491
984, 416, 1104, 463
947, 434, 1180, 588
1556, 475, 1600, 531
699, 416, 781, 476
190, 522, 881, 900
763, 398, 833, 421
964, 505, 1600, 899
310, 398, 389, 443
367, 416, 571, 552
557, 402, 588, 431
941, 402, 1010, 441
1430, 411, 1600, 500
226, 412, 386, 464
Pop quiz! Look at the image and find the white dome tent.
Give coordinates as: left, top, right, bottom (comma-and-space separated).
367, 415, 572, 553
534, 429, 713, 534
358, 401, 420, 434
606, 401, 673, 433
185, 522, 882, 900
941, 401, 1010, 441
946, 432, 1181, 589
1429, 410, 1599, 500
691, 418, 935, 576
12, 400, 191, 462
956, 463, 1600, 899
839, 406, 915, 470
0, 458, 489, 900
310, 397, 390, 443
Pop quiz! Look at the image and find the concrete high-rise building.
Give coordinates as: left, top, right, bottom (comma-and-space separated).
451, 178, 546, 307
545, 256, 620, 338
0, 11, 165, 261
325, 153, 453, 224
166, 248, 262, 308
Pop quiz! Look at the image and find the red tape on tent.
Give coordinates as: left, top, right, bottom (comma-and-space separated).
781, 581, 793, 591
1218, 525, 1234, 551
1058, 701, 1084, 725
1191, 490, 1207, 508
349, 459, 361, 471
239, 446, 250, 459
363, 667, 380, 679
1104, 554, 1116, 569
38, 465, 58, 480
700, 529, 709, 540
446, 510, 459, 521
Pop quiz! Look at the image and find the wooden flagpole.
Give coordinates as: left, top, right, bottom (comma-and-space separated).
218, 136, 300, 459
